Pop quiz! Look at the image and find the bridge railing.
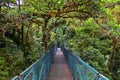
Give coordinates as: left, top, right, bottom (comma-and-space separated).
12, 47, 56, 80
61, 47, 109, 80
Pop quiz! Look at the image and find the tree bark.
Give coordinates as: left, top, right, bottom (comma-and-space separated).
109, 42, 116, 71
42, 29, 48, 51
21, 24, 24, 45
42, 17, 50, 51
18, 0, 21, 11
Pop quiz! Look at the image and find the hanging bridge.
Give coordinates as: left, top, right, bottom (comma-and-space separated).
12, 46, 109, 80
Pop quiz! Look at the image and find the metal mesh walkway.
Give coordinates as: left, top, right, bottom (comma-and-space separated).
47, 48, 73, 80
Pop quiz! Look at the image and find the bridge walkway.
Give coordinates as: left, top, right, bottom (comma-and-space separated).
47, 48, 73, 80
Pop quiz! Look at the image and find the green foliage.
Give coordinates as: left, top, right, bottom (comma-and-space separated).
0, 57, 9, 80
102, 0, 120, 3
0, 45, 24, 79
66, 18, 112, 79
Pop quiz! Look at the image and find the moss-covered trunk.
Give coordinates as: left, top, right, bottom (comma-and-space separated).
109, 40, 120, 80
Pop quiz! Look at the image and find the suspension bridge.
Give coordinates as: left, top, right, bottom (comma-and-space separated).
12, 46, 109, 80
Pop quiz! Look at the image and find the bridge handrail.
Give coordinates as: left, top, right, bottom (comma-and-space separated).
12, 47, 56, 80
61, 47, 109, 80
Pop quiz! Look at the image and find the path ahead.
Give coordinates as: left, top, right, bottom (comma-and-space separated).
47, 48, 73, 80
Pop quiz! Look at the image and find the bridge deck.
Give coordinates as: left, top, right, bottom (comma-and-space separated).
47, 48, 73, 80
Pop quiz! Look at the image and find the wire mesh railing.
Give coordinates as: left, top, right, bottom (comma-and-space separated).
61, 47, 109, 80
12, 47, 56, 80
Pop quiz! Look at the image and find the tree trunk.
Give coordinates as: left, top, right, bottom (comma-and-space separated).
108, 41, 120, 80
42, 17, 50, 51
109, 42, 116, 71
42, 27, 48, 51
21, 24, 24, 45
18, 0, 21, 11
42, 31, 51, 51
0, 6, 1, 12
